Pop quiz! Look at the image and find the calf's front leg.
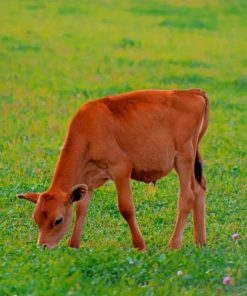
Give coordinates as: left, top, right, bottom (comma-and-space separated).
114, 175, 146, 251
68, 191, 92, 248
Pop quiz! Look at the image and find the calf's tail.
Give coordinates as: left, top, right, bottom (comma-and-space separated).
194, 90, 209, 190
194, 151, 203, 184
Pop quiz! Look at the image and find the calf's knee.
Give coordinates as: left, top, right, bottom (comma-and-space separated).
118, 206, 134, 220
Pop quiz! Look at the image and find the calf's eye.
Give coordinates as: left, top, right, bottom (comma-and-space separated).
54, 217, 63, 226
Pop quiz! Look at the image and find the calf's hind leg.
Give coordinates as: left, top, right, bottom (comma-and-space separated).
192, 174, 206, 246
169, 146, 195, 249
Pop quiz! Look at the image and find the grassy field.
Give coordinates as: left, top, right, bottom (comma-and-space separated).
0, 0, 246, 295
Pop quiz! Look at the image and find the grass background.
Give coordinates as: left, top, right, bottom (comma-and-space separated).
0, 0, 246, 295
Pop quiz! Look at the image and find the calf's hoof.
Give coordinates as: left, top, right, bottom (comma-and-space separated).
133, 240, 147, 252
136, 244, 147, 252
140, 246, 147, 253
67, 238, 80, 249
195, 240, 206, 247
168, 238, 182, 250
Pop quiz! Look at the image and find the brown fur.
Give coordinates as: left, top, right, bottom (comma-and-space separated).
17, 89, 209, 250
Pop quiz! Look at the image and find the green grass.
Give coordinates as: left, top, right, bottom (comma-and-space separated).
0, 0, 246, 295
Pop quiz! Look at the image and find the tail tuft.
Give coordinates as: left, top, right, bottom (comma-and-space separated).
194, 151, 202, 183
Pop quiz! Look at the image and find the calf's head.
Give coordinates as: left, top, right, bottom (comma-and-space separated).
17, 184, 88, 249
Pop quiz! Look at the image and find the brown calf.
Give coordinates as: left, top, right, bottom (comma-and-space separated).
17, 89, 209, 250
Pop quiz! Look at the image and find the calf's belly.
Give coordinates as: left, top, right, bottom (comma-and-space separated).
131, 168, 172, 183
129, 144, 175, 183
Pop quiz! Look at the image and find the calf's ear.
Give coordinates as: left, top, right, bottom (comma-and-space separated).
17, 193, 39, 204
70, 184, 88, 203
